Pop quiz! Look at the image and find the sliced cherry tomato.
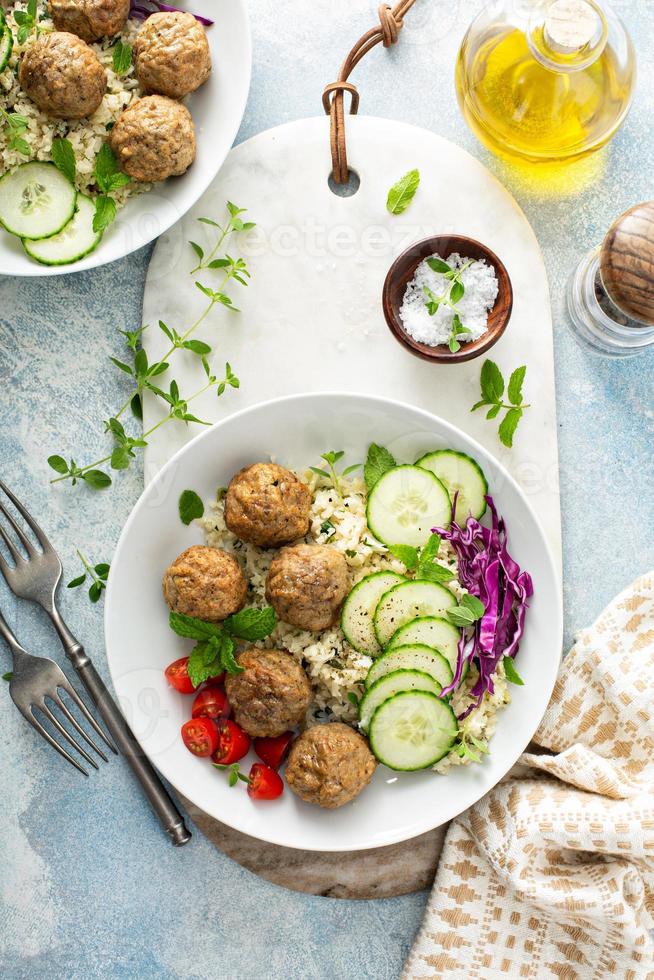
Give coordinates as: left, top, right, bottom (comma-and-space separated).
247, 762, 284, 800
254, 732, 294, 770
181, 717, 219, 757
165, 657, 196, 694
211, 720, 250, 766
192, 685, 230, 720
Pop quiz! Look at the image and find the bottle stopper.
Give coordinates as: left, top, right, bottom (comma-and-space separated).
544, 0, 600, 52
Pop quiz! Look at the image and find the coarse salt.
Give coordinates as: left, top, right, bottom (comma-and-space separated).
399, 252, 499, 348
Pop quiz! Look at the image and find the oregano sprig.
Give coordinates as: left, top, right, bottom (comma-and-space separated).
310, 450, 361, 499
471, 360, 529, 448
67, 551, 110, 603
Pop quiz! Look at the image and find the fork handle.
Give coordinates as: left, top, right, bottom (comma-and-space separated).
73, 657, 192, 846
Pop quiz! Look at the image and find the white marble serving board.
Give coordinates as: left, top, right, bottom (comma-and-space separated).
142, 115, 561, 568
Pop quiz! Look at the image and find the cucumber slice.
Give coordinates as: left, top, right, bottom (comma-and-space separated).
341, 570, 405, 656
0, 162, 76, 240
366, 644, 453, 691
373, 580, 457, 649
359, 668, 441, 732
369, 690, 458, 770
0, 23, 13, 72
366, 464, 451, 548
416, 450, 488, 524
387, 616, 461, 674
23, 195, 102, 265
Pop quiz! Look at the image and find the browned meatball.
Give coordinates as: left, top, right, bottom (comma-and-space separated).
265, 544, 349, 631
19, 33, 106, 120
285, 723, 376, 809
224, 649, 312, 738
48, 0, 130, 42
224, 463, 311, 549
134, 12, 211, 100
109, 95, 195, 182
162, 545, 246, 622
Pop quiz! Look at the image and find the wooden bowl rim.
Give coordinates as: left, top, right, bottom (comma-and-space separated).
382, 234, 513, 364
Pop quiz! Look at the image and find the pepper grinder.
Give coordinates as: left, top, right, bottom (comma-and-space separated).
567, 202, 654, 356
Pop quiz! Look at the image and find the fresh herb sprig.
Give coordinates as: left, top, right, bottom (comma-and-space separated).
471, 360, 529, 449
310, 451, 361, 500
93, 144, 131, 234
13, 0, 38, 45
455, 731, 489, 764
386, 169, 420, 215
0, 108, 30, 157
446, 593, 485, 628
423, 257, 475, 350
169, 607, 277, 688
67, 551, 110, 602
388, 533, 454, 585
48, 364, 238, 488
47, 203, 253, 489
213, 762, 251, 787
179, 489, 204, 525
51, 137, 76, 184
189, 202, 255, 275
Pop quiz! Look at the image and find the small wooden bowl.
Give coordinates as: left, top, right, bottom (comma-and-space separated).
382, 235, 513, 363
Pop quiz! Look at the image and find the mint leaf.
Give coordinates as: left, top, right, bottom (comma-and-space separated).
480, 359, 505, 403
187, 636, 228, 688
224, 606, 276, 641
388, 544, 419, 570
169, 611, 222, 641
420, 533, 441, 564
498, 408, 522, 448
178, 489, 204, 526
95, 143, 121, 192
93, 195, 116, 235
364, 443, 396, 491
386, 169, 420, 215
503, 656, 524, 685
460, 593, 485, 618
417, 562, 455, 584
51, 138, 76, 185
507, 365, 527, 406
446, 606, 476, 628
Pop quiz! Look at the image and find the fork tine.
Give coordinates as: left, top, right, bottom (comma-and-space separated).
16, 703, 88, 776
0, 502, 37, 557
0, 524, 22, 564
0, 480, 52, 552
53, 692, 109, 762
39, 700, 99, 770
58, 681, 118, 754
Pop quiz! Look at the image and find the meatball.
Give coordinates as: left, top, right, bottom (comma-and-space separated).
224, 649, 312, 738
19, 32, 106, 120
109, 95, 195, 182
224, 463, 311, 549
48, 0, 130, 43
285, 723, 376, 809
265, 544, 349, 631
134, 12, 211, 100
162, 545, 246, 622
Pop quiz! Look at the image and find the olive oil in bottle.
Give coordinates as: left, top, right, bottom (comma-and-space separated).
456, 0, 636, 164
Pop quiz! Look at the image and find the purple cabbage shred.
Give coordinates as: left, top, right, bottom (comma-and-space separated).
129, 0, 214, 26
435, 495, 533, 718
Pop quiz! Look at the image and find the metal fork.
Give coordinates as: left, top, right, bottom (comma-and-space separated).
0, 479, 191, 846
0, 609, 110, 775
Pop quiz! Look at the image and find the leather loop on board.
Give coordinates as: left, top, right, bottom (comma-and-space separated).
323, 0, 417, 184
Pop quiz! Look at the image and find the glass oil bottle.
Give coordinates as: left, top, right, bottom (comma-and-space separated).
455, 0, 636, 165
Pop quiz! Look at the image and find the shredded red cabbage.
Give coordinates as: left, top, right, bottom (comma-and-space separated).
129, 0, 214, 26
435, 496, 533, 718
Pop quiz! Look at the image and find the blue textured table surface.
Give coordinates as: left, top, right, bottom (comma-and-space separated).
1, 2, 653, 978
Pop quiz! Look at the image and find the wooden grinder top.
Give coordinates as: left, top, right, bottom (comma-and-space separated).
599, 201, 654, 325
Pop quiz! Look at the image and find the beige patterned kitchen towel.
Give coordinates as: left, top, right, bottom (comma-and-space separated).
404, 572, 654, 980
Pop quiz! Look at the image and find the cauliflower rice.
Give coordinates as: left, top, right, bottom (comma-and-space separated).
202, 469, 511, 773
0, 1, 147, 206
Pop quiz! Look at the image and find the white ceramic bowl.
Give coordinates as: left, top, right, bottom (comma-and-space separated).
0, 1, 251, 276
105, 393, 562, 851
